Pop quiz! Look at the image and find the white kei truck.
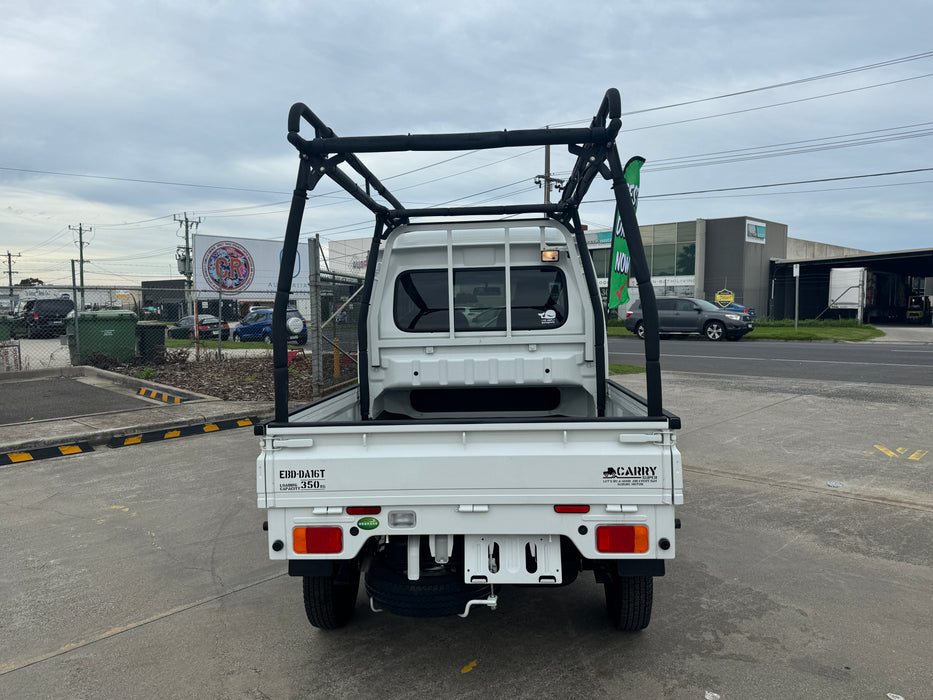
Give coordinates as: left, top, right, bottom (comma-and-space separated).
256, 89, 683, 631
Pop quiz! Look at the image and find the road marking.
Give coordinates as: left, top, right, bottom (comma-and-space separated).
609, 351, 933, 369
461, 660, 479, 674
874, 444, 927, 460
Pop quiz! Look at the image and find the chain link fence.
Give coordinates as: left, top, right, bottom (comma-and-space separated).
1, 276, 366, 401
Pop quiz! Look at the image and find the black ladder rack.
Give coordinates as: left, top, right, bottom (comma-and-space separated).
270, 88, 663, 423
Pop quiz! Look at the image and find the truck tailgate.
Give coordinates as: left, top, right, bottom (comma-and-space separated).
259, 419, 681, 508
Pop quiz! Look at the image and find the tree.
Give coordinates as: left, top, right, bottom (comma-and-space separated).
16, 278, 44, 286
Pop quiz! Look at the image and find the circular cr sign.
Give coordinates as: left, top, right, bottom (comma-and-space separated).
202, 240, 255, 293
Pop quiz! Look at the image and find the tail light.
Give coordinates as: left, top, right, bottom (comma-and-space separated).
596, 525, 649, 553
554, 505, 590, 513
626, 311, 633, 318
346, 506, 381, 515
293, 527, 342, 554
33, 312, 39, 321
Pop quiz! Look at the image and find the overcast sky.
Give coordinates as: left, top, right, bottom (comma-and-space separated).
2, 0, 932, 287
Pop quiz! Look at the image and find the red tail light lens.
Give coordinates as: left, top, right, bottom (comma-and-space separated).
554, 505, 590, 513
293, 527, 342, 554
625, 311, 633, 318
596, 525, 649, 553
346, 506, 381, 515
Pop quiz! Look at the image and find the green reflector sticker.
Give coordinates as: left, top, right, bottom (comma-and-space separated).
357, 517, 379, 530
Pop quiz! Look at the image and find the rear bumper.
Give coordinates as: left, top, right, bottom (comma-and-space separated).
265, 502, 679, 565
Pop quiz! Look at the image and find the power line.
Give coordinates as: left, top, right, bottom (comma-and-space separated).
546, 49, 933, 126
5, 50, 933, 260
625, 73, 933, 133
0, 166, 289, 195
550, 122, 933, 176
643, 121, 933, 166
3, 67, 929, 226
589, 167, 933, 202
653, 178, 933, 201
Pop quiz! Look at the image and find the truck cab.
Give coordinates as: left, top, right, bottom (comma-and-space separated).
367, 220, 600, 420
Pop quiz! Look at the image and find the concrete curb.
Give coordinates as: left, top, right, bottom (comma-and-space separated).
0, 401, 276, 457
0, 366, 277, 457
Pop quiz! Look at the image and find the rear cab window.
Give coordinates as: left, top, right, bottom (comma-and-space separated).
394, 266, 568, 332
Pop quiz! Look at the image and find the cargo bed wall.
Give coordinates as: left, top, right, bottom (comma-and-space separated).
261, 421, 679, 506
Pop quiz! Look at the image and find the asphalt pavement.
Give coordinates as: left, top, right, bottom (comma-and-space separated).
1, 333, 930, 697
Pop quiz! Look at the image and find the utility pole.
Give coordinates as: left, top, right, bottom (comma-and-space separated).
4, 250, 21, 302
535, 136, 565, 204
175, 212, 202, 316
69, 224, 90, 310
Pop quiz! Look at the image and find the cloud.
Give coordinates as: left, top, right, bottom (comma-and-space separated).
2, 1, 932, 283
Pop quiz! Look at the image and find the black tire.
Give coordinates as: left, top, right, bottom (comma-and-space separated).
365, 555, 490, 618
232, 332, 242, 342
261, 333, 272, 344
704, 321, 725, 341
604, 575, 653, 631
634, 321, 645, 340
303, 562, 361, 630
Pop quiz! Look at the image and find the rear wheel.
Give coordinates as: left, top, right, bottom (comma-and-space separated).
261, 333, 272, 344
303, 561, 361, 630
232, 332, 242, 342
634, 321, 645, 339
604, 575, 653, 631
704, 321, 725, 341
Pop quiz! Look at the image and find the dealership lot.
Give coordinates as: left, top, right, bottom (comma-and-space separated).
1, 369, 930, 698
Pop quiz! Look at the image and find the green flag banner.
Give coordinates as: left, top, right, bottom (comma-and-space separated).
608, 156, 645, 309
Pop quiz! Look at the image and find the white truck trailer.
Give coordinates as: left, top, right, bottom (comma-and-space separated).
256, 89, 682, 630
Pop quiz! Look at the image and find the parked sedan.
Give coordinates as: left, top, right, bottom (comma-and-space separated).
168, 314, 230, 340
232, 308, 307, 345
624, 297, 754, 341
721, 301, 757, 318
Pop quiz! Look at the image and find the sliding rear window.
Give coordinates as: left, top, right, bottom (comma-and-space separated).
394, 267, 567, 332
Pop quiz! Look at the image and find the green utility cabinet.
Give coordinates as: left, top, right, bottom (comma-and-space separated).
0, 315, 13, 341
66, 311, 138, 365
135, 321, 167, 362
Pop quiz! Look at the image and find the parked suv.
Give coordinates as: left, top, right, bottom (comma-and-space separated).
232, 307, 307, 345
16, 298, 76, 338
625, 297, 754, 341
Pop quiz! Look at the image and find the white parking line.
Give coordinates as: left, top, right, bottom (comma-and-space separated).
609, 352, 932, 369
